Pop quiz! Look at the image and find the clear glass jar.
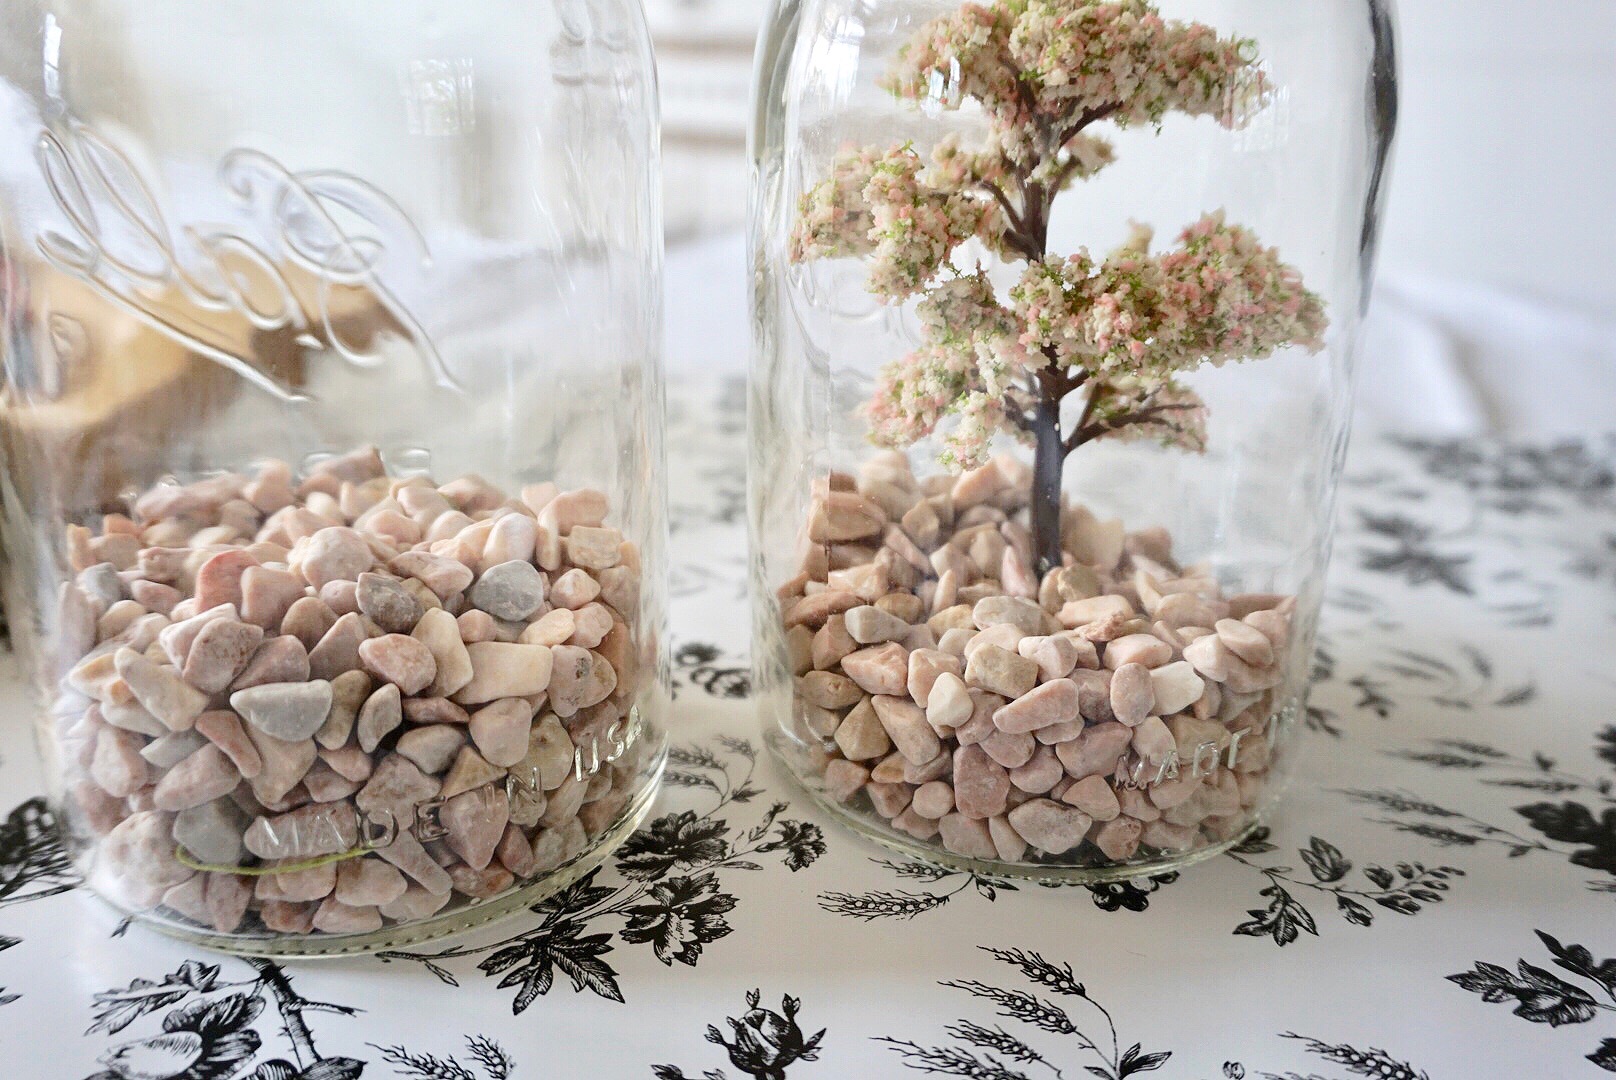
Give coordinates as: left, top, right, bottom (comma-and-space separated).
0, 0, 667, 953
750, 0, 1396, 880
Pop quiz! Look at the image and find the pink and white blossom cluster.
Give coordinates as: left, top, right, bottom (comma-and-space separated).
1012, 213, 1326, 380
791, 144, 996, 300
792, 0, 1327, 473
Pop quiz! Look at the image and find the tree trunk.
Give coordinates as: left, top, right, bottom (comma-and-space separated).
247, 958, 321, 1069
1029, 392, 1065, 576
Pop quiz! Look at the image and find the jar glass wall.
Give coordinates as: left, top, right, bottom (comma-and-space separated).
750, 0, 1396, 879
0, 0, 667, 952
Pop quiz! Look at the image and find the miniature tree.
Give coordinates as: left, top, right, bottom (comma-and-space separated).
790, 0, 1329, 575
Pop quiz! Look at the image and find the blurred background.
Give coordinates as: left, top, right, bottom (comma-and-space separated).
655, 0, 1616, 434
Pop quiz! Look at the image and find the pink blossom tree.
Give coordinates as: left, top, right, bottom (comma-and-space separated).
790, 0, 1328, 574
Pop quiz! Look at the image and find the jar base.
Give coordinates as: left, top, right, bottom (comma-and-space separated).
767, 732, 1262, 886
90, 747, 667, 957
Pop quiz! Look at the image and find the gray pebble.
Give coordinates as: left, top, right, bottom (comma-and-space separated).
232, 680, 335, 741
174, 799, 251, 865
469, 560, 547, 621
357, 572, 425, 634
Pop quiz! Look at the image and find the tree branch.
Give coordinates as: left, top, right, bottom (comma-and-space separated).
1052, 103, 1121, 154
978, 179, 1025, 233
1066, 401, 1199, 453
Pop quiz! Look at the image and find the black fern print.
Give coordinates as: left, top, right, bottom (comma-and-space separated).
379, 738, 824, 1010
653, 988, 826, 1080
820, 860, 1020, 921
1223, 1031, 1430, 1080
673, 642, 752, 700
877, 946, 1170, 1080
820, 858, 1175, 920
1226, 829, 1463, 946
1341, 788, 1557, 857
1389, 727, 1616, 890
371, 1036, 514, 1079
1307, 637, 1535, 736
1450, 930, 1616, 1073
0, 797, 78, 908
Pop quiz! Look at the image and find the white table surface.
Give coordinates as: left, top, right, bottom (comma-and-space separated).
2, 374, 1614, 1079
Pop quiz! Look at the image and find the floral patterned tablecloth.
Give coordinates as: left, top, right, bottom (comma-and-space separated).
2, 378, 1614, 1080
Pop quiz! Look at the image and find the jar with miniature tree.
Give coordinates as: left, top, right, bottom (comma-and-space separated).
750, 0, 1397, 878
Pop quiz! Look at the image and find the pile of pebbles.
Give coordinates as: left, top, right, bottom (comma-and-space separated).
51, 447, 651, 939
778, 451, 1294, 868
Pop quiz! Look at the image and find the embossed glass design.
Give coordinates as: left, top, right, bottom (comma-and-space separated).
749, 0, 1397, 880
0, 2, 667, 953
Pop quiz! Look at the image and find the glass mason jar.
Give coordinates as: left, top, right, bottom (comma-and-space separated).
750, 0, 1396, 880
0, 0, 667, 953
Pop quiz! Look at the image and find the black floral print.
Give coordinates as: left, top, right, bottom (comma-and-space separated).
673, 642, 752, 700
79, 957, 490, 1080
1450, 931, 1616, 1072
0, 797, 77, 909
654, 989, 826, 1080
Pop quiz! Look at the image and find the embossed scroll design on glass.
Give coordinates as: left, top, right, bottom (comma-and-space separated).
0, 0, 666, 954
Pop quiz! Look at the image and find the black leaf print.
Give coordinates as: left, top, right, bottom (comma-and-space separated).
1299, 837, 1351, 883
1232, 885, 1318, 947
1537, 931, 1616, 999
1589, 1039, 1616, 1073
1337, 895, 1373, 926
1373, 893, 1420, 915
1229, 828, 1279, 856
1117, 1043, 1171, 1076
88, 961, 222, 1035
533, 872, 619, 919
481, 920, 625, 1011
79, 958, 465, 1080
